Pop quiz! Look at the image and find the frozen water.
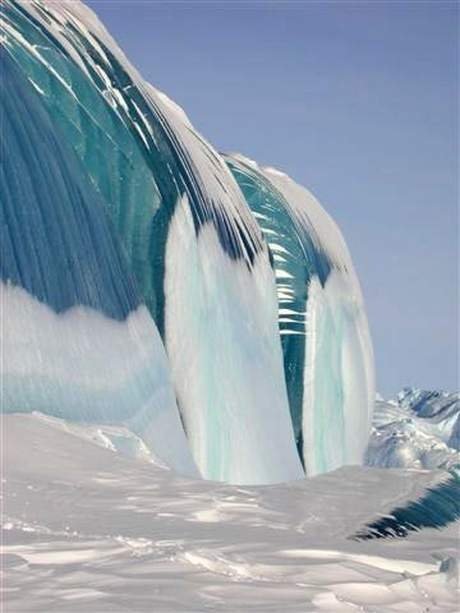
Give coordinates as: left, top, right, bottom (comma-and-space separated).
2, 0, 302, 484
164, 200, 302, 483
1, 2, 457, 610
367, 393, 460, 470
227, 155, 374, 474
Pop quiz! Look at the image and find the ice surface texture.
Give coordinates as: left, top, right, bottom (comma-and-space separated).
398, 388, 460, 449
366, 390, 460, 470
352, 468, 460, 540
3, 413, 459, 612
227, 155, 374, 474
1, 0, 374, 483
0, 48, 197, 477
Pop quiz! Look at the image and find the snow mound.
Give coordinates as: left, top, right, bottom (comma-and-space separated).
3, 413, 459, 612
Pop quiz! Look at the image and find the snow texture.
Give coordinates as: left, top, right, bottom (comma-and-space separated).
367, 391, 460, 470
2, 413, 459, 612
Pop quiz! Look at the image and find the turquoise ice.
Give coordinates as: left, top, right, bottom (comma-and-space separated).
227, 155, 374, 474
1, 0, 374, 483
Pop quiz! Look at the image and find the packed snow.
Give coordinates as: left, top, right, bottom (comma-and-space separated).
2, 412, 459, 612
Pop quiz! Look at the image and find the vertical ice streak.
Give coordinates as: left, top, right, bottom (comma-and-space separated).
227, 155, 375, 475
164, 199, 303, 483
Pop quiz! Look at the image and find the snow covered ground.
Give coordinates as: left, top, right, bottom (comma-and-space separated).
2, 413, 458, 612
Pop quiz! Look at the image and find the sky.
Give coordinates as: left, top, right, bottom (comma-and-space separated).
86, 0, 458, 396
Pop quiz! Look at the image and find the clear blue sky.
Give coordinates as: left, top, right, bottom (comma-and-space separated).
86, 0, 458, 396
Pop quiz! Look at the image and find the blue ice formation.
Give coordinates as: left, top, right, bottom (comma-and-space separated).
366, 390, 460, 470
398, 388, 460, 449
1, 46, 198, 477
226, 155, 374, 474
352, 468, 460, 541
1, 0, 374, 484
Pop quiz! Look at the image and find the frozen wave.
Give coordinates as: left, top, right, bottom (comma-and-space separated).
2, 0, 376, 483
0, 45, 196, 476
165, 201, 302, 483
227, 154, 374, 475
2, 0, 303, 484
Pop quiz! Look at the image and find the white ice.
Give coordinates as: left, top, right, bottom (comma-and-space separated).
164, 201, 303, 484
0, 281, 198, 477
302, 272, 373, 474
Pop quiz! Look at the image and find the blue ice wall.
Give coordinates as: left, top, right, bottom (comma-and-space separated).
1, 48, 139, 319
1, 0, 262, 334
2, 0, 302, 484
226, 156, 333, 456
2, 0, 374, 483
352, 469, 460, 540
0, 46, 197, 476
227, 155, 374, 474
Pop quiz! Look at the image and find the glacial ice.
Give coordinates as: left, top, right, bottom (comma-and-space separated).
398, 388, 460, 449
1, 1, 458, 609
366, 390, 460, 470
227, 155, 374, 474
2, 0, 374, 483
0, 47, 196, 476
165, 201, 302, 483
